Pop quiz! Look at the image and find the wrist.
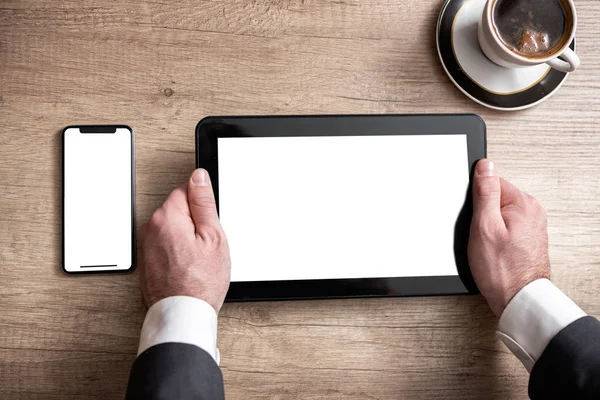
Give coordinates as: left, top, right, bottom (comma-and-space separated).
488, 293, 515, 317
488, 271, 551, 316
144, 292, 222, 314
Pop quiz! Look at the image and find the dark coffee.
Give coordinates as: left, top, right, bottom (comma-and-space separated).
493, 0, 568, 57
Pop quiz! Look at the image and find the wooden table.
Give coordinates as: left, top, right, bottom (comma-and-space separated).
1, 0, 598, 398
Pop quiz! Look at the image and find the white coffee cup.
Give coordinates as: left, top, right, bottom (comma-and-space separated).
478, 0, 580, 73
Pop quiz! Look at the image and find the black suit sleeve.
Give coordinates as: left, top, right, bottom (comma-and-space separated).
126, 342, 225, 400
529, 316, 600, 400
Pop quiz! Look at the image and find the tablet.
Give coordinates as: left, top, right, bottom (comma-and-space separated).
196, 114, 486, 301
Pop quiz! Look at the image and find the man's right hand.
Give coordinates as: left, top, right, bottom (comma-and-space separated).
468, 159, 551, 317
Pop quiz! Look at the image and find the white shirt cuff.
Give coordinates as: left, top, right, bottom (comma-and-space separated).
137, 296, 220, 364
497, 278, 586, 372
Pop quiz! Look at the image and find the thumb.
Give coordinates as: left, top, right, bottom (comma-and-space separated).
472, 159, 503, 226
188, 168, 221, 234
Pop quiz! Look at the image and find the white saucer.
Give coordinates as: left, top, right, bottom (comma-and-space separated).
436, 0, 574, 111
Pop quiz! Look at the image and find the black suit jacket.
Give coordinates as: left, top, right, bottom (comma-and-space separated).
529, 316, 600, 399
126, 342, 224, 400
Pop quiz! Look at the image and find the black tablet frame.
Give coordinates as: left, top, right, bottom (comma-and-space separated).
196, 114, 486, 301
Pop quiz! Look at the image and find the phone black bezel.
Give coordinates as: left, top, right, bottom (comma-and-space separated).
62, 125, 136, 275
196, 114, 486, 301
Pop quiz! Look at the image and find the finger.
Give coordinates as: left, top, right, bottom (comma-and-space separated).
164, 185, 191, 218
187, 168, 221, 234
499, 177, 523, 208
472, 159, 504, 227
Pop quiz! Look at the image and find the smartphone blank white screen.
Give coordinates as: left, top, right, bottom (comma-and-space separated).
218, 135, 469, 282
63, 127, 133, 272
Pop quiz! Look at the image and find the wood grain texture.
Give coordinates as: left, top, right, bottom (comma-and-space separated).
0, 0, 599, 398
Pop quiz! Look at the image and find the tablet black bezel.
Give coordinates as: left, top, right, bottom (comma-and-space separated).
196, 114, 485, 301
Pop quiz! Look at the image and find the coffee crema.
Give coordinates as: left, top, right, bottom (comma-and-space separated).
492, 0, 570, 57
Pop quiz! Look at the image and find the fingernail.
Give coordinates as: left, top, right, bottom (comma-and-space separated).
476, 159, 495, 177
191, 169, 210, 186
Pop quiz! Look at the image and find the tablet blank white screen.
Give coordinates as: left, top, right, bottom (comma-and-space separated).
218, 135, 469, 282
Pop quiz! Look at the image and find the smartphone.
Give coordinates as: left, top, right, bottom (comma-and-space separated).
62, 125, 135, 274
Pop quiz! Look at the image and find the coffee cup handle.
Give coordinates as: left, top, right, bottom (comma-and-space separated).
546, 47, 580, 73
